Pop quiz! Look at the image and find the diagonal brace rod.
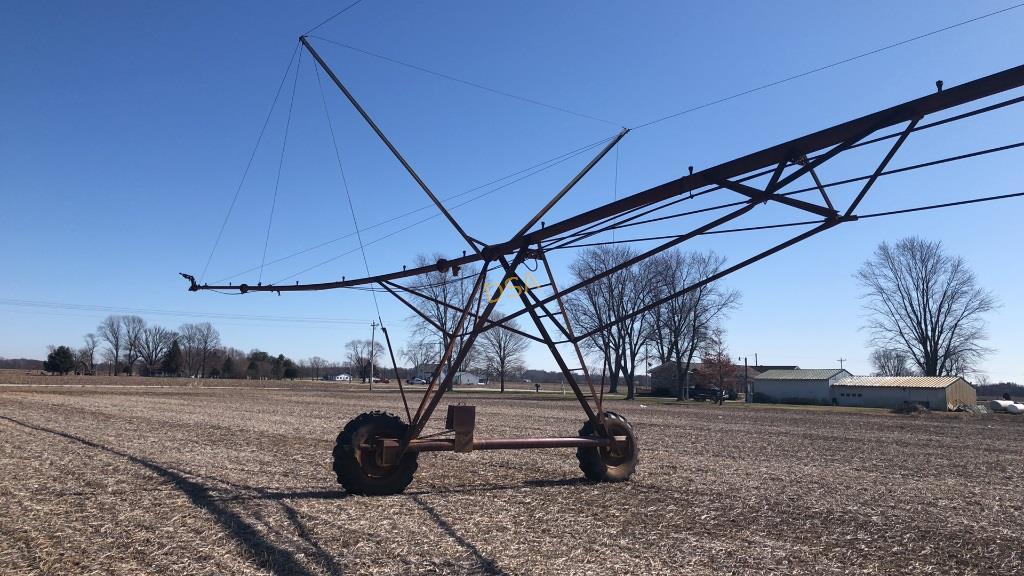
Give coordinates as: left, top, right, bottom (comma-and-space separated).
845, 117, 920, 216
514, 128, 629, 240
300, 35, 481, 254
383, 280, 545, 344
713, 176, 837, 218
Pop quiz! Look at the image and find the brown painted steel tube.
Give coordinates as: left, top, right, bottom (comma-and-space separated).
406, 436, 626, 452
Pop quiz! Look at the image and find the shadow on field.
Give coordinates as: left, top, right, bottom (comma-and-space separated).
410, 495, 507, 576
3, 416, 597, 576
0, 416, 342, 576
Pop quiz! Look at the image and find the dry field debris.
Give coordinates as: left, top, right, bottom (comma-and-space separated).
1, 377, 1022, 575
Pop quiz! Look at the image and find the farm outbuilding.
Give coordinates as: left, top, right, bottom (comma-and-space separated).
753, 369, 852, 404
452, 371, 482, 385
832, 376, 976, 411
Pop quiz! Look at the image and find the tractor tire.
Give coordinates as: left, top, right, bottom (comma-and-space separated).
576, 411, 638, 482
333, 411, 418, 495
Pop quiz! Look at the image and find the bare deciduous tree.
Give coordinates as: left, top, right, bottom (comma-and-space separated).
478, 312, 530, 392
567, 245, 652, 400
647, 250, 739, 400
308, 356, 328, 381
179, 324, 201, 377
121, 315, 146, 375
869, 348, 913, 377
857, 237, 996, 377
77, 333, 99, 374
176, 322, 221, 378
401, 339, 439, 374
406, 253, 480, 383
695, 325, 738, 393
97, 315, 124, 375
346, 339, 384, 382
195, 322, 221, 377
139, 325, 174, 376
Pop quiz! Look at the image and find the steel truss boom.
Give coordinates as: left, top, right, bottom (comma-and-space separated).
183, 62, 1024, 294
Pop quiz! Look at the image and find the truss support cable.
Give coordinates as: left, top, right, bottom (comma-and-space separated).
305, 0, 365, 35
314, 58, 382, 319
307, 35, 621, 127
857, 190, 1024, 219
630, 1, 1024, 131
200, 42, 300, 284
265, 137, 613, 286
215, 134, 614, 285
258, 49, 303, 284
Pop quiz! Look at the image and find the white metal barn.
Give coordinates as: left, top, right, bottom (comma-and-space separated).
753, 369, 852, 404
832, 376, 976, 411
452, 372, 481, 385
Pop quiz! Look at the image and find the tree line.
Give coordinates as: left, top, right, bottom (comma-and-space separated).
45, 315, 311, 380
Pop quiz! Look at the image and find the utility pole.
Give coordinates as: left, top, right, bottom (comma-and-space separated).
740, 356, 750, 403
370, 321, 378, 391
837, 357, 846, 370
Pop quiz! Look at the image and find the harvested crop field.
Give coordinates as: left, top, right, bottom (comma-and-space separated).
1, 379, 1022, 575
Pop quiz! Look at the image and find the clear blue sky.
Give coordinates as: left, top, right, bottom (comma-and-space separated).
2, 1, 1022, 382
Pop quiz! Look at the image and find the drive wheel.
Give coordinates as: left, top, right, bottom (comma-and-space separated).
333, 411, 418, 495
576, 411, 638, 482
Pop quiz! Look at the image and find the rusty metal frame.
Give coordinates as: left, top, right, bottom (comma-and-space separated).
182, 40, 1024, 456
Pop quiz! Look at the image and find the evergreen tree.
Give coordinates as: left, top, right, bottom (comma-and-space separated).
161, 340, 183, 376
44, 346, 76, 375
272, 354, 285, 379
283, 358, 298, 380
222, 356, 235, 379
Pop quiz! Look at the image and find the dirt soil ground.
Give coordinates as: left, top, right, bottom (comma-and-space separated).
1, 378, 1022, 575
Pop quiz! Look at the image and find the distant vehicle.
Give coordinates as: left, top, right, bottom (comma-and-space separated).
523, 379, 531, 383
372, 376, 389, 384
687, 386, 724, 402
408, 377, 427, 385
333, 374, 352, 382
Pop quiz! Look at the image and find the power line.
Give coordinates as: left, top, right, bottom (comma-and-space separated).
631, 2, 1024, 130
0, 298, 388, 326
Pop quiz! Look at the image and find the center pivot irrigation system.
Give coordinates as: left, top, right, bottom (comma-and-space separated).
182, 34, 1024, 495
